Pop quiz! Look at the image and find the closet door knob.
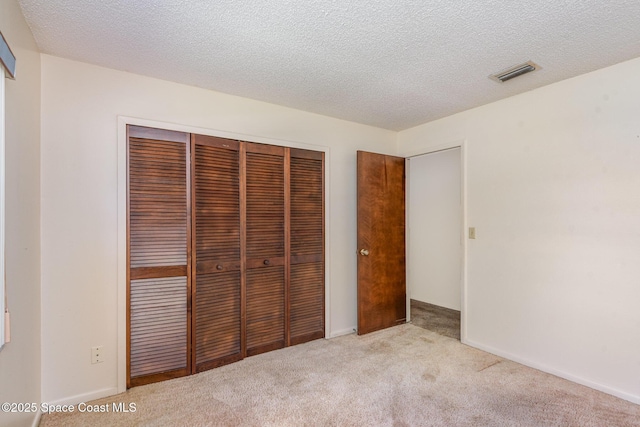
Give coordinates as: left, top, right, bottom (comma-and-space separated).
216, 264, 223, 270
360, 249, 370, 256
263, 259, 270, 265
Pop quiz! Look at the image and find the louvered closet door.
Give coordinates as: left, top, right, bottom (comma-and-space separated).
127, 126, 191, 387
289, 148, 325, 345
192, 135, 243, 372
245, 143, 286, 356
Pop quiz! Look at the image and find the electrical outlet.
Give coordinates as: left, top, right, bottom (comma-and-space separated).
91, 346, 104, 364
469, 227, 476, 239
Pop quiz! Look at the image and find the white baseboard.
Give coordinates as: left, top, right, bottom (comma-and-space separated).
45, 387, 120, 407
463, 338, 640, 405
329, 327, 356, 339
31, 412, 41, 427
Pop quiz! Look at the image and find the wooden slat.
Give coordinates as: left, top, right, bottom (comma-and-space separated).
290, 147, 323, 160
130, 266, 187, 280
130, 277, 188, 378
193, 134, 239, 150
245, 142, 285, 156
129, 368, 188, 388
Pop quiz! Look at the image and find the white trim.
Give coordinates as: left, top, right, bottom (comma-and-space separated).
329, 327, 356, 339
0, 70, 6, 351
402, 139, 465, 159
117, 116, 333, 392
44, 387, 120, 407
404, 157, 411, 323
404, 139, 468, 342
116, 119, 127, 393
30, 412, 42, 427
323, 150, 332, 340
464, 338, 640, 405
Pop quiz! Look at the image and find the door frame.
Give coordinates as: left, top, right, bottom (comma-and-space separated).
404, 140, 468, 344
116, 116, 332, 394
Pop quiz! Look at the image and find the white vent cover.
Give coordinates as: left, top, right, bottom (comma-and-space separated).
490, 61, 540, 83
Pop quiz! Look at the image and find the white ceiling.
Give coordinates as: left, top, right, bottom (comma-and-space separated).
17, 0, 640, 131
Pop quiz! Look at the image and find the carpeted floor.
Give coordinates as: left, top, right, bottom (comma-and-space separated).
40, 324, 639, 426
410, 299, 461, 340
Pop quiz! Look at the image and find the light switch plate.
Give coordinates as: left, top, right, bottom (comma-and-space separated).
469, 227, 476, 239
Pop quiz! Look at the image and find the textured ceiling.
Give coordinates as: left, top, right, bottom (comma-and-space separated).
17, 0, 640, 130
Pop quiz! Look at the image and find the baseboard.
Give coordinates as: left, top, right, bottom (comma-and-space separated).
463, 338, 640, 405
45, 387, 120, 407
329, 327, 356, 339
31, 411, 41, 427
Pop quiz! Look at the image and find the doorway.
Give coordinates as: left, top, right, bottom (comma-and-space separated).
407, 147, 463, 340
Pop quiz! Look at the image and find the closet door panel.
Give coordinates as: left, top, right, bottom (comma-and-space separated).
245, 144, 286, 355
289, 149, 325, 345
192, 135, 242, 371
127, 126, 190, 387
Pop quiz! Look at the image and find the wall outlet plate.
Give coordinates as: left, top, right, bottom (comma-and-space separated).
469, 227, 476, 239
91, 346, 104, 364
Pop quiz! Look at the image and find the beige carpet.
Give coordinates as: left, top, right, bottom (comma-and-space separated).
40, 324, 639, 426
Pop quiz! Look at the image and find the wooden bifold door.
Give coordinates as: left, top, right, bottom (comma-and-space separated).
127, 126, 324, 387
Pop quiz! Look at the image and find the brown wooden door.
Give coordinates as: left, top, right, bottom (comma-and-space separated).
191, 135, 243, 372
127, 126, 191, 387
244, 143, 286, 356
357, 151, 406, 335
289, 148, 325, 345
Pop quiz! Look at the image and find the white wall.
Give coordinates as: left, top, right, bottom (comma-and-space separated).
0, 1, 42, 426
40, 55, 396, 404
408, 148, 461, 311
398, 57, 640, 403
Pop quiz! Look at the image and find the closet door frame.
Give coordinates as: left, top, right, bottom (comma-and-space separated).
117, 118, 329, 393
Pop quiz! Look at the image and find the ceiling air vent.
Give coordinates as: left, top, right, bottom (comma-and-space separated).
490, 61, 540, 83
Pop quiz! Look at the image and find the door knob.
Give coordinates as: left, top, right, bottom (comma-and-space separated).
360, 249, 370, 256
